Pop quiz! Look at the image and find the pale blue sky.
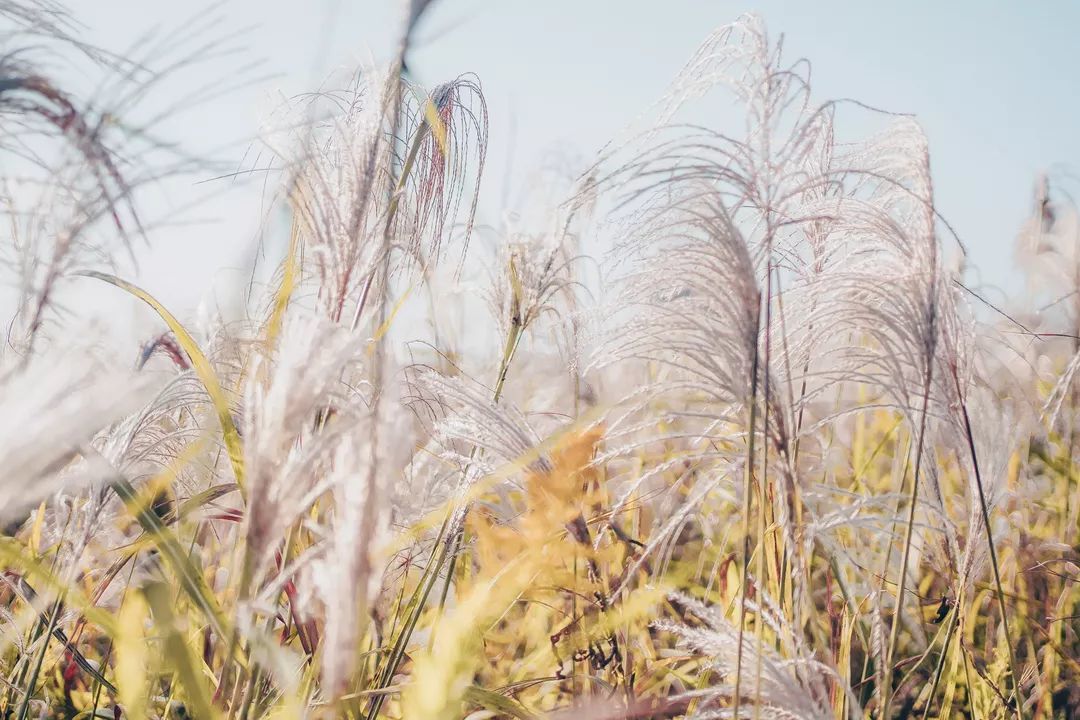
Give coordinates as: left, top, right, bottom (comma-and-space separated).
67, 1, 1080, 320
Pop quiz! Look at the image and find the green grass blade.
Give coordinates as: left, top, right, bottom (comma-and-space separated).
110, 477, 233, 646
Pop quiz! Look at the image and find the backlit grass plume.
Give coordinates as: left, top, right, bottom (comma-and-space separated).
1, 4, 1078, 720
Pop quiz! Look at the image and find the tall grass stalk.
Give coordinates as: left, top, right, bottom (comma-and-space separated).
733, 294, 763, 720
953, 373, 1023, 720
881, 364, 934, 720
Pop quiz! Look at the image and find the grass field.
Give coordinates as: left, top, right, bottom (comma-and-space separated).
1, 3, 1079, 719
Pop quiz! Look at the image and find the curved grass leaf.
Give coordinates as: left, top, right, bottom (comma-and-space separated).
77, 270, 246, 496
463, 686, 538, 720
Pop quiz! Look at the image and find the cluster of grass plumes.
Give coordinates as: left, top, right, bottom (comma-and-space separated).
2, 3, 1080, 719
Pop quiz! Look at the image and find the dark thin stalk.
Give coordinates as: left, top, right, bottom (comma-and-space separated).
920, 597, 961, 720
733, 294, 763, 720
953, 373, 1023, 720
753, 260, 776, 719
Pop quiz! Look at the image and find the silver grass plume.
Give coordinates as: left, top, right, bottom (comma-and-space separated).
657, 592, 861, 720
271, 75, 392, 325
813, 117, 1026, 713
585, 11, 846, 656
484, 225, 578, 345
269, 70, 487, 326
242, 313, 366, 585
308, 399, 414, 699
395, 75, 488, 273
402, 368, 550, 521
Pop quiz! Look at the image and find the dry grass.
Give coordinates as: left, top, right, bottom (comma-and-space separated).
0, 4, 1078, 720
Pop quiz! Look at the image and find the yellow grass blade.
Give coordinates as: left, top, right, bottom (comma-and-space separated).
144, 581, 221, 720
28, 502, 46, 556
368, 284, 413, 352
264, 220, 300, 348
78, 270, 246, 496
116, 592, 151, 718
421, 96, 448, 157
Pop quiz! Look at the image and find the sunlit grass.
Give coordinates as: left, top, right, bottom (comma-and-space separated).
0, 5, 1078, 720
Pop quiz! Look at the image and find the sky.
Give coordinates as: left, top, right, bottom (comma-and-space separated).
42, 0, 1080, 334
